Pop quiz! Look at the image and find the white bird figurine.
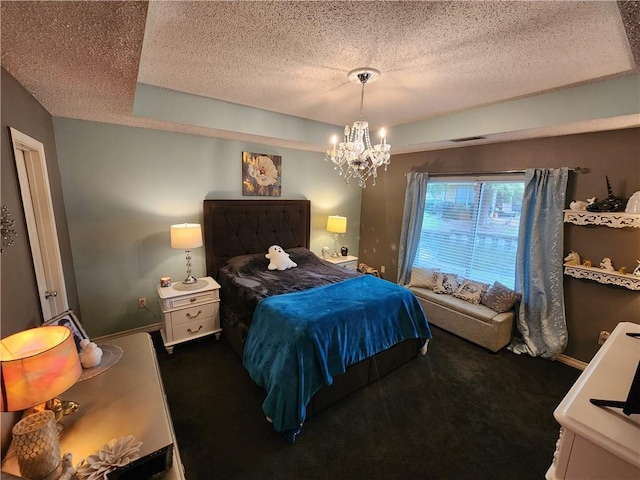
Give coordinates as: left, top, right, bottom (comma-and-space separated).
79, 338, 103, 368
569, 200, 587, 211
59, 452, 76, 480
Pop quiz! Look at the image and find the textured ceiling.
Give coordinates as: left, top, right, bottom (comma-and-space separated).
2, 1, 639, 152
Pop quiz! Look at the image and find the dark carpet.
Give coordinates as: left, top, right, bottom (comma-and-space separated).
152, 326, 580, 480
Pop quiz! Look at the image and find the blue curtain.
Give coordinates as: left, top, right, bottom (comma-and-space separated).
397, 172, 429, 285
510, 168, 569, 360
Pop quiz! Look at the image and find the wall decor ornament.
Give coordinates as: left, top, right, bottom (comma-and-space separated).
626, 191, 640, 213
242, 151, 281, 197
1, 205, 17, 252
586, 176, 623, 212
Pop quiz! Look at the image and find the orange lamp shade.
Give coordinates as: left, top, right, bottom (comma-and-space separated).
0, 326, 81, 412
326, 215, 347, 234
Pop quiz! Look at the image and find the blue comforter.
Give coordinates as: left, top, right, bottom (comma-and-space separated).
242, 275, 431, 437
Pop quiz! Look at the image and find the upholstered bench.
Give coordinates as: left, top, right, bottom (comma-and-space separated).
408, 286, 514, 352
404, 267, 520, 352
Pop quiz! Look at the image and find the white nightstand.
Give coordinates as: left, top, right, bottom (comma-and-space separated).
323, 255, 358, 270
156, 276, 221, 354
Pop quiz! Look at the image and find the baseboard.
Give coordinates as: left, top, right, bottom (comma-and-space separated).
556, 353, 587, 370
93, 323, 162, 343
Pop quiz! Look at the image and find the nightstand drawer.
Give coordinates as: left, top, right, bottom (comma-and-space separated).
164, 289, 219, 310
340, 260, 358, 270
322, 255, 359, 271
170, 302, 218, 325
172, 316, 218, 342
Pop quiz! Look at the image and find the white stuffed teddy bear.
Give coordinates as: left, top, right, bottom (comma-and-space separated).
265, 245, 297, 271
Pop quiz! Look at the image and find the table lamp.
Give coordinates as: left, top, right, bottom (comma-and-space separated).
326, 215, 347, 257
1, 326, 82, 479
171, 223, 203, 284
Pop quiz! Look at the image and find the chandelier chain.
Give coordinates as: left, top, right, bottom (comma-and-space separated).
358, 73, 369, 123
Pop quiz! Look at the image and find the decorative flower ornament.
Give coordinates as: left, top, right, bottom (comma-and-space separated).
76, 436, 142, 480
248, 155, 279, 186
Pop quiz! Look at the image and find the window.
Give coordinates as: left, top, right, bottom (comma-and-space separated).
414, 176, 525, 289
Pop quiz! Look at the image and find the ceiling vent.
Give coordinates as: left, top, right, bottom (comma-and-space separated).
450, 135, 486, 143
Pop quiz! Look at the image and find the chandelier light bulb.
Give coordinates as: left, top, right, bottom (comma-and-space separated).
325, 68, 391, 188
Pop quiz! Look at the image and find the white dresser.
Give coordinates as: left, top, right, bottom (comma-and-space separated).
546, 321, 640, 480
2, 333, 185, 479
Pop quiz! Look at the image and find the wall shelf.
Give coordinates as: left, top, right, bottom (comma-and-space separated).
563, 210, 640, 228
564, 264, 640, 291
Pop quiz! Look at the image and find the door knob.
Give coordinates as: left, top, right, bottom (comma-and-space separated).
45, 290, 57, 299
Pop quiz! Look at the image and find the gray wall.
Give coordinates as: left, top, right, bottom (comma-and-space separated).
53, 119, 362, 338
359, 128, 640, 363
1, 68, 80, 455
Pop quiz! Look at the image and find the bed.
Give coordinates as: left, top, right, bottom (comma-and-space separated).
203, 199, 431, 441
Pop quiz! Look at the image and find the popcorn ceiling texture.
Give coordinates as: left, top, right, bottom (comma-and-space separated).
618, 0, 640, 67
1, 1, 147, 121
1, 1, 638, 151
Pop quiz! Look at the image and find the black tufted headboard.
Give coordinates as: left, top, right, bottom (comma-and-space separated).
203, 199, 311, 277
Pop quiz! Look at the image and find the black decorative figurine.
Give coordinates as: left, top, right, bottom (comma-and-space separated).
340, 246, 348, 256
586, 176, 623, 212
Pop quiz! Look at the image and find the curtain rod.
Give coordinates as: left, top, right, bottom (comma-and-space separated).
407, 166, 585, 177
424, 170, 524, 177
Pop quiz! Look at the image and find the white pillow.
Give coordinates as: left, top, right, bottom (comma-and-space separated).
408, 267, 440, 289
453, 279, 490, 304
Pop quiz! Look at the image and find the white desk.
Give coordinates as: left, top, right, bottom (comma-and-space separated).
546, 321, 640, 479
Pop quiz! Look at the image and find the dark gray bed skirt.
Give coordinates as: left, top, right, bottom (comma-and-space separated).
221, 317, 421, 418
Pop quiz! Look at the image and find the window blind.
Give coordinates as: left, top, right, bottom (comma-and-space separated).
414, 177, 525, 289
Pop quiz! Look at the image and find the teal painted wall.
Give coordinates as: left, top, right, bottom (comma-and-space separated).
53, 119, 361, 338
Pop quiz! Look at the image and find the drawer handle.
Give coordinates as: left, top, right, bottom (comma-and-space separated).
186, 310, 202, 319
187, 325, 203, 335
189, 297, 197, 303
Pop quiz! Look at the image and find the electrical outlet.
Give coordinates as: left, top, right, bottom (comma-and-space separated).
138, 297, 147, 309
597, 330, 610, 345
380, 265, 386, 274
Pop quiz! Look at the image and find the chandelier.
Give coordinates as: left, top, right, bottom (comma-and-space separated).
325, 68, 391, 188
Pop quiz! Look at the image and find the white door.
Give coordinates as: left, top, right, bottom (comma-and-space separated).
10, 127, 68, 320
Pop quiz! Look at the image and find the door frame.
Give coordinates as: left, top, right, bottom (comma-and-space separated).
10, 127, 68, 320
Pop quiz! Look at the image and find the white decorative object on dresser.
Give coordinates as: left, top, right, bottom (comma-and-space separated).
546, 322, 640, 480
157, 276, 221, 354
323, 255, 358, 270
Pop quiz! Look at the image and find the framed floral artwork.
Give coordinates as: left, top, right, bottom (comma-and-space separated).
242, 151, 281, 197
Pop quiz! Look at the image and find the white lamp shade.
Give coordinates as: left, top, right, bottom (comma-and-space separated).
326, 215, 347, 234
170, 223, 203, 249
